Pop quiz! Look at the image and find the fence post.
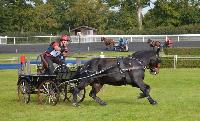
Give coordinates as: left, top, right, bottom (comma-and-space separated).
14, 37, 16, 44
178, 36, 180, 42
76, 57, 81, 66
27, 57, 31, 74
174, 55, 178, 69
50, 36, 52, 43
27, 37, 28, 44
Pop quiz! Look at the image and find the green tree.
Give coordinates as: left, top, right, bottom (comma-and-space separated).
144, 0, 200, 28
46, 0, 77, 33
104, 0, 151, 31
68, 0, 109, 33
33, 3, 58, 33
0, 0, 11, 33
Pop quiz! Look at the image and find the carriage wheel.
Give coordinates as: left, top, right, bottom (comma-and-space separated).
37, 80, 59, 106
17, 79, 30, 104
65, 83, 86, 103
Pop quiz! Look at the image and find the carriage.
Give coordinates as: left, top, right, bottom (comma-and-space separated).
113, 43, 129, 52
17, 54, 86, 106
101, 37, 129, 52
17, 49, 161, 107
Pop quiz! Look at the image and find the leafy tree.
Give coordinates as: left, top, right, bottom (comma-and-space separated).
103, 0, 151, 30
46, 0, 77, 33
68, 0, 109, 33
144, 0, 200, 28
33, 3, 58, 33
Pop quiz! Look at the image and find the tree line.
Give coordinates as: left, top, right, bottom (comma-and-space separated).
0, 0, 200, 36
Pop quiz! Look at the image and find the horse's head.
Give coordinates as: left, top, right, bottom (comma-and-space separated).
101, 37, 105, 42
148, 48, 161, 75
148, 54, 161, 75
147, 39, 152, 44
131, 49, 161, 75
154, 41, 161, 48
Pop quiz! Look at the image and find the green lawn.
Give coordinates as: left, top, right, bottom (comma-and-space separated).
0, 68, 200, 121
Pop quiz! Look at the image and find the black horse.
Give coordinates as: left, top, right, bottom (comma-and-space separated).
72, 49, 161, 107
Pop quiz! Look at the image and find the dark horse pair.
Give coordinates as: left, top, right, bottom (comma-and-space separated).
72, 49, 161, 107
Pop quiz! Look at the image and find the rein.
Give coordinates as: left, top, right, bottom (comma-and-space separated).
58, 65, 116, 87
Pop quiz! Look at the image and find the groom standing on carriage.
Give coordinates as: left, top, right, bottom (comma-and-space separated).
43, 34, 70, 75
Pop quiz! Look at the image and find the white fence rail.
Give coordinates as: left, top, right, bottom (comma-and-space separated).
0, 34, 200, 44
161, 55, 200, 69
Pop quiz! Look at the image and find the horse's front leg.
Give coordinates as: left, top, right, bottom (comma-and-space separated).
129, 71, 157, 105
138, 84, 150, 99
72, 81, 88, 107
72, 87, 79, 107
89, 83, 107, 106
138, 83, 157, 105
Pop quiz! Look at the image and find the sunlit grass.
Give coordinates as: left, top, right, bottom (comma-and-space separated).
0, 68, 200, 121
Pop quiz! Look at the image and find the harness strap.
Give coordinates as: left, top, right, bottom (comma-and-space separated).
117, 57, 126, 73
117, 57, 146, 72
59, 57, 146, 87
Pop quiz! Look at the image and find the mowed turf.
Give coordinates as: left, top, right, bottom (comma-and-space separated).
0, 68, 200, 121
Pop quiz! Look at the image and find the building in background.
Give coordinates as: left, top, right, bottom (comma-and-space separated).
70, 26, 97, 36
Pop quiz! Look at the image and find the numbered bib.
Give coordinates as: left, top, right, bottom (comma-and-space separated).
50, 50, 61, 57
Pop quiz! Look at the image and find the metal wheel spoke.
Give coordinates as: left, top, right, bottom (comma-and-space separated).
38, 80, 59, 106
68, 94, 72, 99
49, 95, 56, 104
17, 79, 30, 104
77, 93, 83, 99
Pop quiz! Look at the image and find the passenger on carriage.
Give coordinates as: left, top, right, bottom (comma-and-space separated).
118, 38, 128, 46
43, 34, 70, 75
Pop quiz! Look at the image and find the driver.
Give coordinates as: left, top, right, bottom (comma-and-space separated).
43, 34, 70, 74
118, 37, 124, 46
165, 37, 173, 47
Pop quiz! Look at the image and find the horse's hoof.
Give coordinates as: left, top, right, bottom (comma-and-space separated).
72, 103, 80, 107
150, 101, 157, 105
100, 102, 107, 106
138, 93, 146, 99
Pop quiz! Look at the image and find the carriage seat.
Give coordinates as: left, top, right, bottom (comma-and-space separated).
37, 53, 49, 74
37, 53, 67, 75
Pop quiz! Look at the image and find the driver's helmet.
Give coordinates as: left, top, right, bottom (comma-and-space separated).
60, 35, 70, 41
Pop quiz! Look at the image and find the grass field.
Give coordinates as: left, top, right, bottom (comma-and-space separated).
0, 68, 200, 121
